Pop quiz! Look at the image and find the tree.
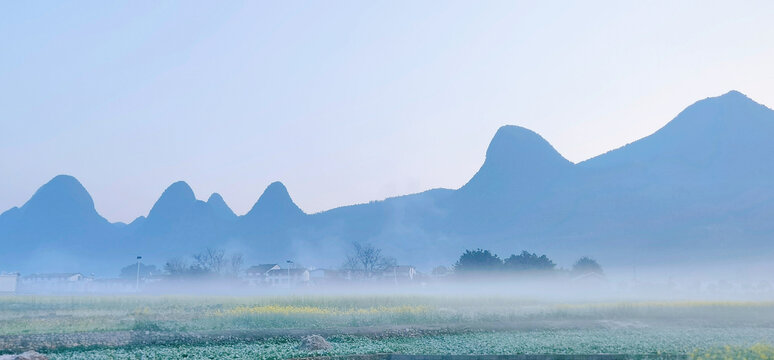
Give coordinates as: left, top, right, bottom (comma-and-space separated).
164, 258, 189, 276
572, 256, 603, 275
229, 253, 244, 276
343, 242, 396, 277
193, 248, 226, 274
119, 263, 157, 279
164, 249, 238, 278
503, 251, 556, 272
454, 249, 502, 273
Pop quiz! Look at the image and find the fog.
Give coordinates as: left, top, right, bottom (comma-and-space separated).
7, 261, 774, 304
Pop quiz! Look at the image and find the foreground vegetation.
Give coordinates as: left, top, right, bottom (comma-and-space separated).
44, 331, 774, 359
2, 295, 774, 359
4, 295, 774, 336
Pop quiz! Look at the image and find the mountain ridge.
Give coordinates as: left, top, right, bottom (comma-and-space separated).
3, 90, 774, 274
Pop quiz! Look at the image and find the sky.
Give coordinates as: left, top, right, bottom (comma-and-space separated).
2, 1, 774, 223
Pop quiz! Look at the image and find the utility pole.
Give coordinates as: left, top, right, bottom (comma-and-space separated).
136, 256, 142, 291
286, 260, 293, 287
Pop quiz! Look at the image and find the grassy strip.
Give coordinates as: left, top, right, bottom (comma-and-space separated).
41, 330, 774, 360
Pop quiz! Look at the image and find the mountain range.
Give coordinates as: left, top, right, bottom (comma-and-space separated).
3, 90, 774, 275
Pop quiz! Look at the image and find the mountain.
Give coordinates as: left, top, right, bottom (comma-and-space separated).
3, 90, 774, 274
448, 125, 576, 234
561, 90, 774, 262
460, 125, 574, 196
237, 182, 306, 260
208, 193, 236, 221
242, 182, 304, 225
127, 181, 237, 258
0, 175, 117, 272
146, 181, 200, 225
583, 90, 774, 171
3, 175, 108, 230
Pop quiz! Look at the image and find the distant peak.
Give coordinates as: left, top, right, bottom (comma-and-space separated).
489, 125, 548, 145
207, 192, 225, 204
485, 125, 570, 165
460, 126, 572, 193
257, 181, 293, 205
147, 181, 197, 219
720, 90, 747, 99
49, 174, 82, 186
160, 181, 196, 202
19, 174, 102, 220
245, 181, 304, 218
35, 175, 90, 198
658, 89, 771, 135
264, 181, 290, 196
207, 192, 236, 219
697, 90, 759, 108
580, 89, 774, 169
167, 180, 194, 194
27, 174, 93, 205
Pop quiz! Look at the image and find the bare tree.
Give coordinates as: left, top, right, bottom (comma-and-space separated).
343, 242, 396, 277
164, 257, 188, 276
193, 248, 226, 274
230, 253, 244, 276
378, 255, 397, 270
343, 255, 359, 270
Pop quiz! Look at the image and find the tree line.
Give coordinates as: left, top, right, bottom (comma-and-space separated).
452, 249, 603, 276
119, 244, 602, 281
119, 248, 245, 280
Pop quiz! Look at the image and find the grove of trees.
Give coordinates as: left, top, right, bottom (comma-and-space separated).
453, 248, 602, 277
572, 256, 603, 275
163, 248, 245, 278
119, 263, 157, 279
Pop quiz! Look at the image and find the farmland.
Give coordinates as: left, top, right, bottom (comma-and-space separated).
2, 295, 774, 359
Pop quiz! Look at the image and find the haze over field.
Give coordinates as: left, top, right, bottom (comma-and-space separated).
3, 91, 774, 278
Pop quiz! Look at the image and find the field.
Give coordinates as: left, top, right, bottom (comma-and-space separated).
2, 295, 774, 359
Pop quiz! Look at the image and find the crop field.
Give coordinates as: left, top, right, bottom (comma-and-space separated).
2, 295, 774, 359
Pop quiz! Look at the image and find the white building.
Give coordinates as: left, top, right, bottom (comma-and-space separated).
267, 268, 310, 287
20, 273, 91, 293
0, 273, 19, 293
245, 264, 281, 285
381, 265, 417, 283
24, 273, 85, 283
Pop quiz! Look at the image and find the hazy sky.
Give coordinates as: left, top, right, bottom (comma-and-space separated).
2, 1, 774, 223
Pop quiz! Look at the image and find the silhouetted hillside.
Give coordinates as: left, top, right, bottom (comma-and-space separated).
3, 91, 774, 274
127, 181, 237, 253
0, 175, 117, 272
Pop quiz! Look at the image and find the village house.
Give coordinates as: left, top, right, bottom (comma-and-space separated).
381, 265, 417, 283
245, 264, 280, 286
309, 268, 343, 285
339, 268, 369, 281
266, 268, 310, 287
0, 273, 19, 294
23, 273, 85, 283
20, 273, 91, 293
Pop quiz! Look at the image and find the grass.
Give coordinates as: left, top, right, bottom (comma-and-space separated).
44, 330, 774, 359
690, 344, 774, 359
3, 296, 774, 336
2, 295, 774, 358
0, 295, 528, 335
